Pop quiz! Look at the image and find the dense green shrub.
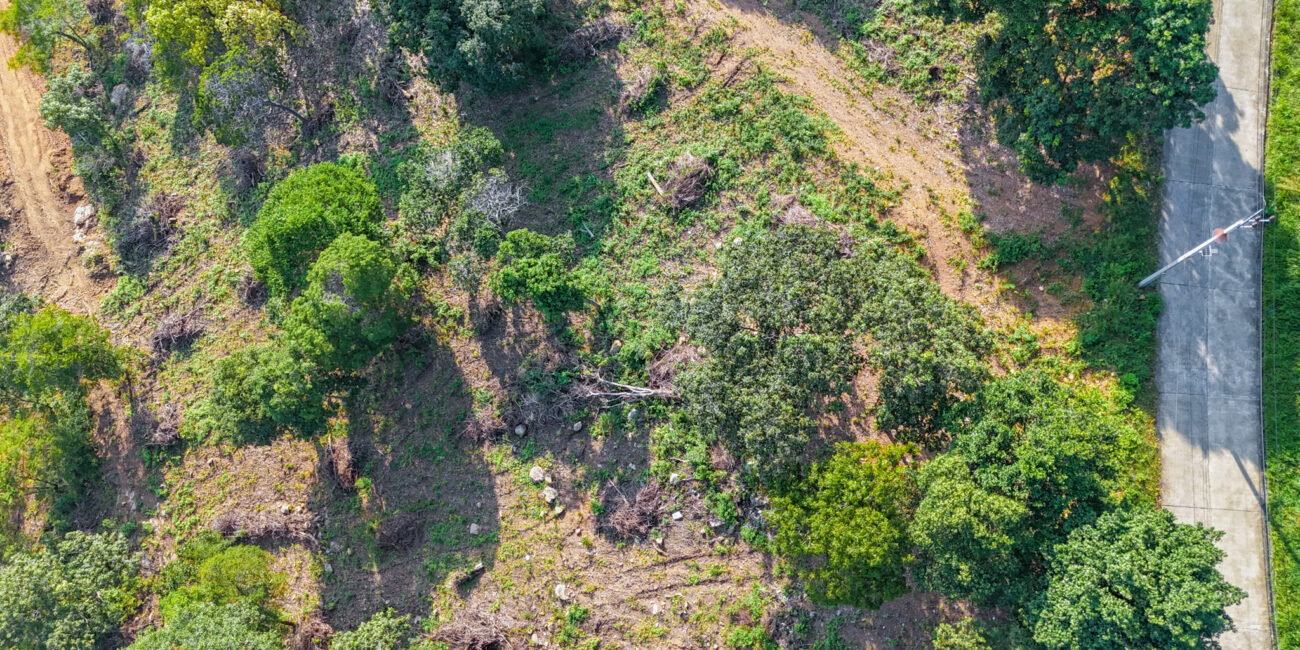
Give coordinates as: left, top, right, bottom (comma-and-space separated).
192, 343, 329, 443
0, 0, 92, 72
145, 0, 292, 82
0, 531, 140, 650
924, 0, 1217, 182
330, 609, 413, 650
129, 602, 284, 650
489, 229, 584, 318
384, 0, 546, 88
931, 618, 991, 650
1028, 507, 1244, 649
244, 163, 383, 294
134, 532, 286, 649
768, 441, 915, 607
281, 233, 415, 371
911, 369, 1156, 607
0, 305, 123, 410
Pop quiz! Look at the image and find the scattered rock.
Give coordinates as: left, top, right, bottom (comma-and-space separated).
709, 519, 725, 529
529, 466, 546, 482
572, 421, 583, 433
553, 505, 566, 517
514, 424, 527, 436
469, 523, 480, 535
668, 472, 681, 485
73, 204, 95, 227
542, 487, 558, 503
651, 603, 660, 616
279, 504, 291, 515
671, 511, 683, 521
554, 583, 572, 601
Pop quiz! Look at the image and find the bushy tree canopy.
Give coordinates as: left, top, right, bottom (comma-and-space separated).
0, 305, 123, 410
0, 0, 92, 71
282, 233, 415, 371
146, 0, 292, 72
244, 163, 383, 294
911, 369, 1156, 606
0, 531, 139, 650
926, 0, 1217, 182
1028, 507, 1244, 649
678, 226, 988, 486
384, 0, 546, 88
331, 609, 414, 650
195, 342, 328, 443
196, 47, 295, 146
768, 441, 915, 607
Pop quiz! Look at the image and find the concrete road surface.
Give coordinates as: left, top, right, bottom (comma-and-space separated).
1156, 0, 1275, 648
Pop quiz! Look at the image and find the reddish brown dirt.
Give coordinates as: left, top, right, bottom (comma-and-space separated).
0, 5, 105, 312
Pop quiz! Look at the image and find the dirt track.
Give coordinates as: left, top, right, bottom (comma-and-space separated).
0, 2, 98, 313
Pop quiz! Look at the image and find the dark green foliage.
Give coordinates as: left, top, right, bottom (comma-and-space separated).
330, 609, 413, 650
1264, 0, 1300, 640
193, 343, 329, 443
768, 441, 915, 608
927, 0, 1217, 182
0, 531, 140, 650
244, 163, 383, 295
281, 233, 415, 371
678, 227, 988, 485
490, 229, 584, 318
911, 369, 1156, 606
1027, 507, 1244, 649
384, 0, 546, 88
134, 532, 285, 649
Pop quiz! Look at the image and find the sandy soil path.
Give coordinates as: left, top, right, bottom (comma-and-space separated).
0, 1, 99, 313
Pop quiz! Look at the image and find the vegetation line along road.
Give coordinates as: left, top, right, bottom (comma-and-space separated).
1265, 0, 1300, 644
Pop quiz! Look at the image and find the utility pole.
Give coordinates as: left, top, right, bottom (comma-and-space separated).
1138, 209, 1273, 288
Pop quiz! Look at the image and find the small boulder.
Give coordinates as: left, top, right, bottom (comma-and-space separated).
542, 487, 558, 503
671, 511, 683, 521
668, 473, 681, 485
514, 424, 527, 436
529, 466, 546, 482
554, 583, 572, 601
572, 421, 584, 433
73, 204, 96, 227
469, 523, 480, 535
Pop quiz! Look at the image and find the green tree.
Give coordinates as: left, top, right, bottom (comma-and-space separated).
243, 163, 383, 294
134, 532, 286, 649
196, 46, 301, 146
384, 0, 546, 88
0, 531, 140, 650
38, 66, 126, 210
146, 0, 292, 75
1028, 507, 1244, 649
128, 602, 283, 650
768, 441, 916, 608
926, 0, 1217, 182
0, 305, 123, 411
932, 618, 992, 650
195, 342, 329, 443
0, 0, 93, 72
282, 233, 415, 371
330, 609, 413, 650
911, 369, 1155, 606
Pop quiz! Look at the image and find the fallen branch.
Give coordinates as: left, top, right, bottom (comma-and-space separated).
583, 376, 678, 401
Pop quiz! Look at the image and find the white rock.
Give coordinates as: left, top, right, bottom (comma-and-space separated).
72, 231, 85, 244
529, 466, 546, 482
73, 204, 96, 227
514, 424, 527, 436
571, 421, 583, 432
553, 505, 565, 516
279, 504, 291, 515
668, 473, 681, 485
671, 511, 683, 521
469, 523, 480, 535
542, 486, 558, 503
651, 603, 660, 616
554, 583, 572, 601
733, 237, 743, 245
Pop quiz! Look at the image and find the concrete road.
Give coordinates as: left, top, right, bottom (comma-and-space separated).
1156, 0, 1274, 648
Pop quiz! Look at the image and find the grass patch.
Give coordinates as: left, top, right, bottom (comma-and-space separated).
1265, 0, 1300, 643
